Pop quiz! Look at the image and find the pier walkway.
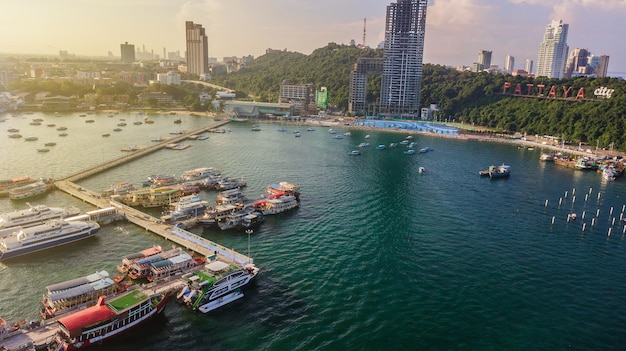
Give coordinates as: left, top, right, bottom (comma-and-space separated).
60, 120, 230, 182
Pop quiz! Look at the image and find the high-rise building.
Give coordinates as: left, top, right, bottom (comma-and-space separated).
536, 19, 569, 79
185, 21, 209, 76
504, 55, 515, 74
120, 42, 135, 63
379, 0, 428, 117
564, 48, 589, 78
524, 59, 533, 74
597, 55, 610, 78
477, 50, 492, 71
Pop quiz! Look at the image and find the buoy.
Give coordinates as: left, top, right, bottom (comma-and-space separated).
559, 198, 563, 206
567, 214, 571, 222
622, 204, 625, 213
582, 211, 586, 220
592, 218, 596, 227
608, 228, 612, 237
612, 218, 616, 226
585, 194, 589, 202
551, 216, 555, 225
545, 199, 549, 207
582, 223, 586, 232
565, 191, 568, 199
610, 207, 614, 216
596, 209, 600, 218
589, 187, 593, 195
572, 195, 576, 204
598, 192, 602, 200
623, 225, 626, 234
572, 188, 576, 196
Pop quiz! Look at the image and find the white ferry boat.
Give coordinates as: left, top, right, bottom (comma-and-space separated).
177, 261, 259, 313
215, 188, 248, 205
0, 204, 80, 230
8, 180, 51, 200
198, 204, 241, 228
217, 208, 263, 231
179, 167, 221, 182
0, 220, 100, 260
253, 195, 299, 215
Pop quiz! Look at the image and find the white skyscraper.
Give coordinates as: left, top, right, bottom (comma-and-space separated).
536, 20, 569, 79
504, 55, 515, 74
524, 59, 533, 74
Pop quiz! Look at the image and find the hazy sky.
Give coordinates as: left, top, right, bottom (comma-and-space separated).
2, 0, 625, 74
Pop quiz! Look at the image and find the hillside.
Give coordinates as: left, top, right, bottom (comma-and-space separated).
213, 44, 626, 150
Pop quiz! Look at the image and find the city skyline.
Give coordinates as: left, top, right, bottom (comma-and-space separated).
1, 0, 625, 75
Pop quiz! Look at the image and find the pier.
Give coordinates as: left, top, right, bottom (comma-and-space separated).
1, 120, 260, 350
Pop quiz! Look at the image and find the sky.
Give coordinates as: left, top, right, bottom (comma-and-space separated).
1, 0, 625, 75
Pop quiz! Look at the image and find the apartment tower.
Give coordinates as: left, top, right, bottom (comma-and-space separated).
185, 21, 209, 76
379, 0, 428, 117
120, 42, 135, 63
536, 19, 569, 79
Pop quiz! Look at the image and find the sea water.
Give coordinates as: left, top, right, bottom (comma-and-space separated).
1, 111, 626, 350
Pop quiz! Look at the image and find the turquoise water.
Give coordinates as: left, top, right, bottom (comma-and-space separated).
1, 112, 626, 350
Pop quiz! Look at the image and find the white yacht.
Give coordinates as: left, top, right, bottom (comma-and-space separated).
0, 204, 80, 231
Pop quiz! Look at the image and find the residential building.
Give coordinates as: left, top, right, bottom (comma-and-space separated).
504, 55, 514, 74
348, 57, 383, 115
475, 50, 492, 72
524, 59, 533, 74
185, 21, 209, 76
536, 19, 569, 79
564, 48, 589, 78
379, 0, 428, 118
597, 55, 610, 78
120, 42, 135, 63
155, 71, 181, 85
279, 82, 314, 116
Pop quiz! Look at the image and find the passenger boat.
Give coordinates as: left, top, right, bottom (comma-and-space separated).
215, 188, 248, 205
117, 245, 163, 273
118, 186, 184, 208
54, 288, 170, 350
215, 177, 247, 191
253, 195, 299, 215
161, 195, 208, 223
0, 176, 38, 196
177, 261, 259, 313
0, 204, 80, 230
147, 174, 179, 188
180, 167, 221, 182
8, 180, 52, 200
0, 220, 100, 260
146, 252, 205, 282
217, 208, 264, 231
198, 204, 242, 228
479, 164, 511, 178
127, 247, 185, 280
266, 182, 300, 200
101, 182, 136, 198
41, 270, 127, 319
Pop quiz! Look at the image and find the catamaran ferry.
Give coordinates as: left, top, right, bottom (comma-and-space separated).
0, 204, 80, 231
0, 220, 100, 260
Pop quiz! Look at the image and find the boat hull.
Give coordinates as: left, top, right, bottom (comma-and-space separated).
0, 226, 99, 260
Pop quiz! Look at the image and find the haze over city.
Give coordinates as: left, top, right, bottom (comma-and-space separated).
2, 0, 625, 75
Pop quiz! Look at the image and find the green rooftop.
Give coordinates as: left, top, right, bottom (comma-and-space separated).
108, 290, 148, 312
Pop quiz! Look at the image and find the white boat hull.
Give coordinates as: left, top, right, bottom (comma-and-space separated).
198, 290, 244, 313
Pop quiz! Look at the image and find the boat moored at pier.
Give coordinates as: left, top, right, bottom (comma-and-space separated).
253, 195, 299, 215
0, 220, 100, 260
54, 288, 170, 350
177, 261, 259, 313
117, 245, 163, 273
7, 180, 53, 200
0, 204, 80, 230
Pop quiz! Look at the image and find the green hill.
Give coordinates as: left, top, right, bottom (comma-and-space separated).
213, 44, 626, 150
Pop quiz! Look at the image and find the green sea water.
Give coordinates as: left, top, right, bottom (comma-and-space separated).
1, 111, 626, 350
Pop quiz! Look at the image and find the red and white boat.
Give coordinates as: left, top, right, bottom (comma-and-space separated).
54, 288, 169, 350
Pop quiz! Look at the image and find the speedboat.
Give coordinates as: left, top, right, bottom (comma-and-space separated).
404, 149, 415, 155
376, 144, 386, 150
350, 150, 361, 156
358, 142, 370, 147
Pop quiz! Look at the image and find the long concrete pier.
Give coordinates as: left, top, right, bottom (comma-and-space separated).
61, 120, 230, 182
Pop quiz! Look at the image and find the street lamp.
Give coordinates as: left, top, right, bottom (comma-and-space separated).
245, 229, 253, 264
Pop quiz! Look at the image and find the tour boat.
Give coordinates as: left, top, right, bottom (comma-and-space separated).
54, 288, 170, 350
479, 164, 511, 178
117, 245, 163, 273
0, 220, 100, 260
177, 261, 259, 313
8, 180, 52, 200
253, 195, 299, 215
0, 204, 80, 230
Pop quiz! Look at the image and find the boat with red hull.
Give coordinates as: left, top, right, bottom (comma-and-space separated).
54, 288, 170, 350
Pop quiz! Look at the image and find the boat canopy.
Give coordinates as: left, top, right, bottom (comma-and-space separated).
45, 272, 110, 294
48, 278, 115, 302
205, 260, 229, 272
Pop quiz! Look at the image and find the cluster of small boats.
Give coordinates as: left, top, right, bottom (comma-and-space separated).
479, 164, 511, 178
31, 243, 260, 350
540, 152, 625, 181
349, 134, 433, 156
